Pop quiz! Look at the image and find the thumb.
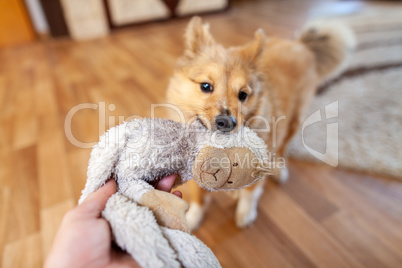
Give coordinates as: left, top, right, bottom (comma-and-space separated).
77, 179, 117, 218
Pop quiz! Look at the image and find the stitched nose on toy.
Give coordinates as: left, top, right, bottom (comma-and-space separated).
215, 115, 236, 132
193, 147, 232, 189
199, 157, 231, 188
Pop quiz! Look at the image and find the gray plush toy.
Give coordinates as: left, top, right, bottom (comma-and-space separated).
79, 118, 270, 268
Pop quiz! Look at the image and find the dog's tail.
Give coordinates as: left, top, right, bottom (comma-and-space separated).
79, 122, 128, 204
298, 20, 356, 83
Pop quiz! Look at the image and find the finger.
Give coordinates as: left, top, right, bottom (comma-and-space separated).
155, 174, 177, 192
172, 190, 182, 199
77, 179, 117, 218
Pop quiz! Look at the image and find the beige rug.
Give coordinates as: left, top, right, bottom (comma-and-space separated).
288, 8, 402, 179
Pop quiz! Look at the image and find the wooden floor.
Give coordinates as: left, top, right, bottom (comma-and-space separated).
1, 0, 402, 267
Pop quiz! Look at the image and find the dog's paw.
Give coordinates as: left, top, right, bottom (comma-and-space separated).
279, 167, 289, 183
235, 202, 258, 228
186, 198, 210, 231
272, 167, 289, 184
235, 186, 263, 228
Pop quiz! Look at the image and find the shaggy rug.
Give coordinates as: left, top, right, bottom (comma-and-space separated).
288, 7, 402, 179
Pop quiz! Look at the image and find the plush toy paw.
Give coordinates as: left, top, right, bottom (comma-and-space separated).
140, 190, 190, 232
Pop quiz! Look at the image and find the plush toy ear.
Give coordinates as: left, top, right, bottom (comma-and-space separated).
184, 16, 215, 55
236, 29, 266, 64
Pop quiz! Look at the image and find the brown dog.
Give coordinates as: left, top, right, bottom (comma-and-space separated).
166, 17, 355, 230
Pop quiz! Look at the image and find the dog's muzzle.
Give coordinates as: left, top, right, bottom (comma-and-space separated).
215, 115, 236, 132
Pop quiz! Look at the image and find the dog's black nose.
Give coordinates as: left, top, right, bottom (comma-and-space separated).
215, 116, 237, 132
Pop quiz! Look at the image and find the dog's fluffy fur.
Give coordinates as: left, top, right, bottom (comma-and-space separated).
166, 17, 355, 229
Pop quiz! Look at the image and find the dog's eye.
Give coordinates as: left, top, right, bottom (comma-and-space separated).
238, 91, 248, 101
200, 83, 213, 93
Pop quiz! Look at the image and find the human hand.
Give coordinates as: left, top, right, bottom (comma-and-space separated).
45, 174, 181, 268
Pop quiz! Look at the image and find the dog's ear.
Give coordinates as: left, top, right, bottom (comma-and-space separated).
236, 29, 266, 64
184, 16, 215, 55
